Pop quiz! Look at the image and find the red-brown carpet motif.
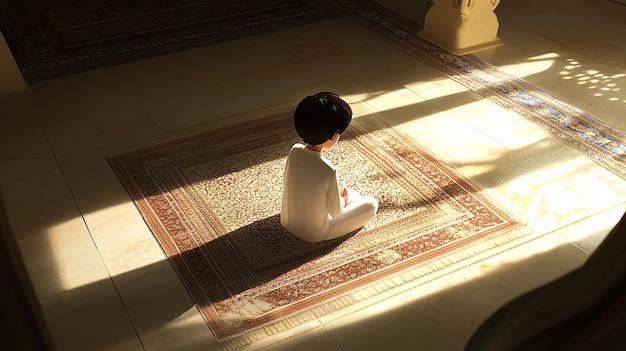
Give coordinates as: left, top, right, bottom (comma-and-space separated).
109, 114, 527, 349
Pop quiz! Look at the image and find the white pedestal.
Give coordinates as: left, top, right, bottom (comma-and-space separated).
419, 0, 503, 55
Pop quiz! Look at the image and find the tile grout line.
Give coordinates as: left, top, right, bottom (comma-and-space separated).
40, 127, 148, 350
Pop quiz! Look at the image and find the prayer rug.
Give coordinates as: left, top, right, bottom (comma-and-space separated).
0, 0, 338, 81
109, 113, 530, 350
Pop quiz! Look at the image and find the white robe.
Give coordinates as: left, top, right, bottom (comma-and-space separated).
280, 144, 378, 242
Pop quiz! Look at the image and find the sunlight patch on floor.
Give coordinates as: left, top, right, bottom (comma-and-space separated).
360, 88, 428, 111
460, 233, 572, 282
45, 216, 110, 290
498, 52, 557, 79
501, 156, 623, 229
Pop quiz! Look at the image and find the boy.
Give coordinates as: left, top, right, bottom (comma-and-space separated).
281, 92, 379, 243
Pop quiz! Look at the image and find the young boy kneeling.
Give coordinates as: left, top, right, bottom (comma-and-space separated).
281, 92, 379, 243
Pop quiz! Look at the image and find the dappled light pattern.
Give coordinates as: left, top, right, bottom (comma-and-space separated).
560, 58, 625, 103
310, 0, 626, 177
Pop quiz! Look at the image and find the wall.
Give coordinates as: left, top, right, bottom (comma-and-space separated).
0, 31, 27, 94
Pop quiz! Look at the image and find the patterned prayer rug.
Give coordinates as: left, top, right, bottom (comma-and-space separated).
0, 0, 338, 81
109, 114, 529, 349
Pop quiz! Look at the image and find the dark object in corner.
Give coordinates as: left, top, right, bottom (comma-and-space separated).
0, 202, 52, 350
466, 212, 626, 350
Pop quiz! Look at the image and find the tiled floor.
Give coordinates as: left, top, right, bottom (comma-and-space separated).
1, 0, 625, 350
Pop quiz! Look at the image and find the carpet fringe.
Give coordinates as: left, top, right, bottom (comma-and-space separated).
218, 223, 535, 350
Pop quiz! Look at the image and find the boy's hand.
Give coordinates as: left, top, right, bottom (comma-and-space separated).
341, 188, 348, 206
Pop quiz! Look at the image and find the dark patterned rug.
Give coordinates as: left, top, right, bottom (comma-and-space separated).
0, 0, 338, 81
109, 113, 529, 349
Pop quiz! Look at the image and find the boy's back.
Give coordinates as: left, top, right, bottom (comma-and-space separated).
280, 143, 343, 242
280, 92, 378, 243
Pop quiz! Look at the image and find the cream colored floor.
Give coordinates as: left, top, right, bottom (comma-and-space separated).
1, 0, 625, 350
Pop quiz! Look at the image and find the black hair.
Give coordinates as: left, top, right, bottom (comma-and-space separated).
293, 92, 353, 146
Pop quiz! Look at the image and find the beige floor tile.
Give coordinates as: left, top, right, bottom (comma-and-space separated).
399, 274, 493, 327
494, 153, 626, 232
458, 233, 589, 307
321, 278, 494, 350
325, 302, 436, 351
556, 203, 626, 255
440, 306, 500, 351
187, 39, 351, 116
447, 99, 523, 132
95, 110, 160, 147
405, 75, 472, 102
138, 307, 220, 351
482, 117, 553, 149
110, 258, 218, 349
0, 92, 41, 135
261, 326, 342, 351
317, 271, 491, 350
367, 99, 445, 131
26, 86, 96, 126
192, 75, 329, 119
361, 87, 425, 112
531, 74, 626, 129
399, 111, 512, 174
96, 233, 164, 274
477, 0, 626, 130
371, 0, 430, 24
0, 154, 77, 240
0, 128, 50, 164
134, 89, 215, 132
0, 155, 140, 351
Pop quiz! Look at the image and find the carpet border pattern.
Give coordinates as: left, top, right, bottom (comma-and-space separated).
108, 114, 532, 350
308, 0, 626, 179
